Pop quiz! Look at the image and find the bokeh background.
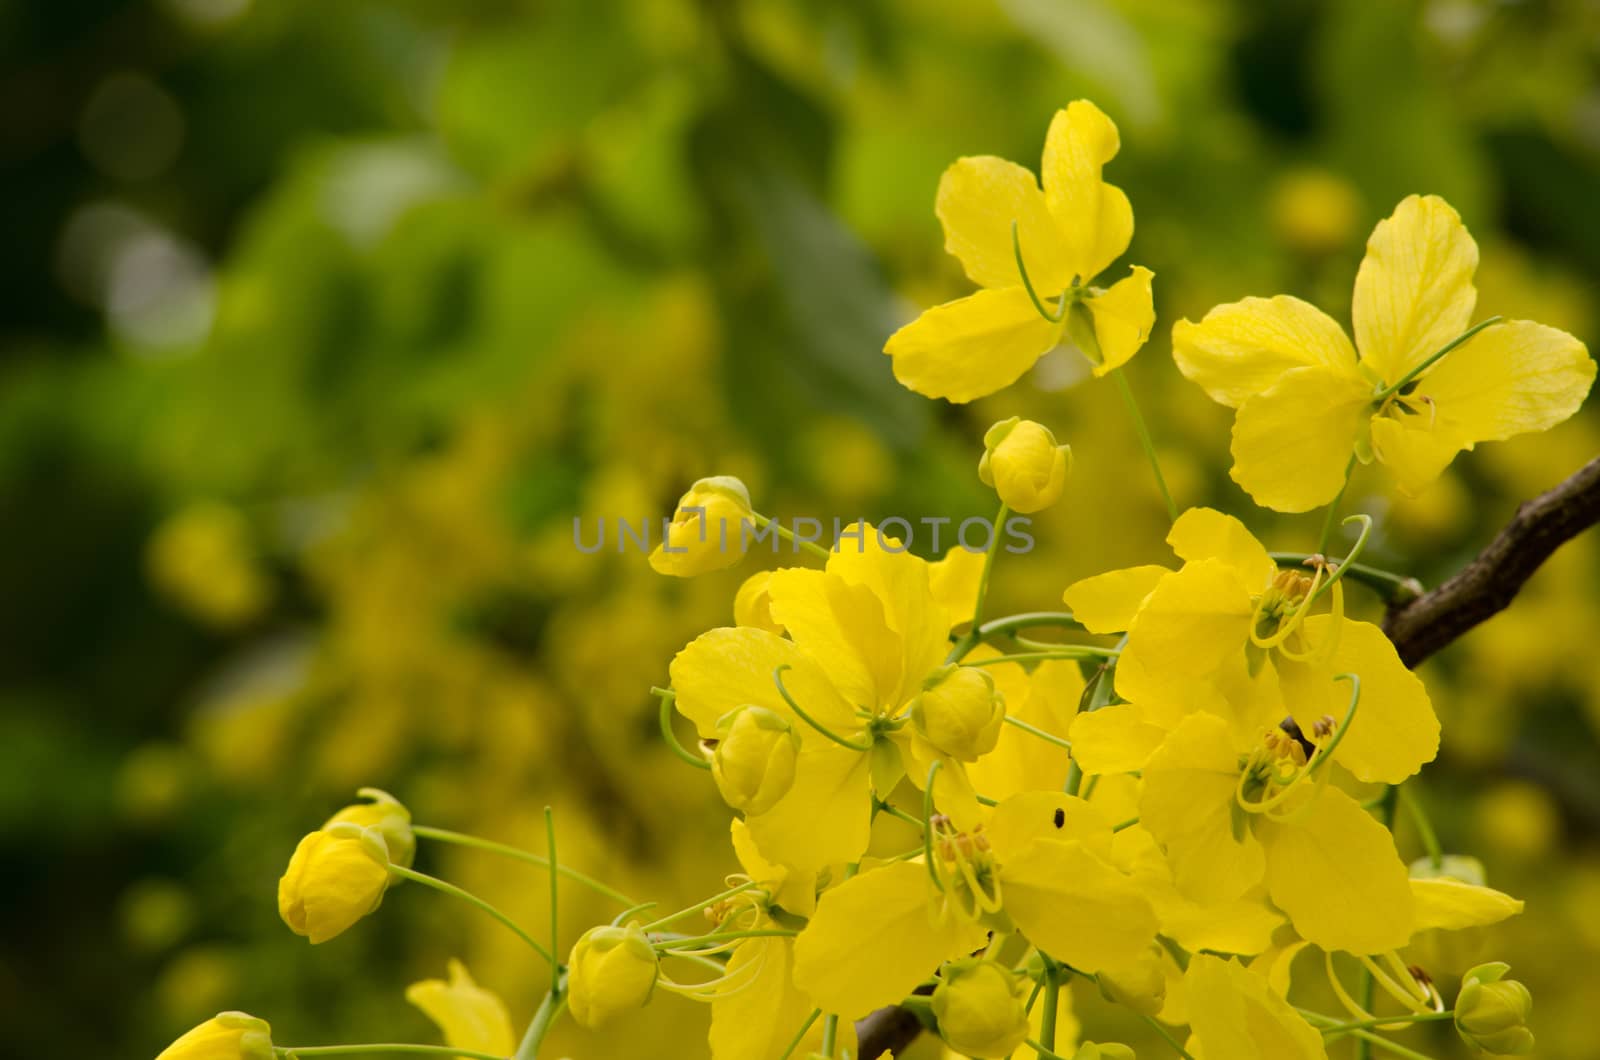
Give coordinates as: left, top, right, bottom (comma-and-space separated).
4, 0, 1600, 1056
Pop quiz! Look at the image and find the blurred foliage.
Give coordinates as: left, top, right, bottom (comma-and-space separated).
3, 0, 1600, 1056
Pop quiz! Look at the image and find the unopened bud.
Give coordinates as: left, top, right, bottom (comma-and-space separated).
156, 1012, 274, 1060
910, 666, 1005, 762
978, 418, 1071, 514
711, 706, 800, 815
567, 922, 660, 1029
932, 958, 1030, 1059
649, 476, 753, 577
1455, 962, 1534, 1056
1073, 1044, 1136, 1060
324, 787, 414, 870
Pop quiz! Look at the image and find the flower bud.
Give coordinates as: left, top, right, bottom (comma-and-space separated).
325, 788, 414, 870
910, 666, 1005, 762
932, 958, 1030, 1059
567, 922, 660, 1029
649, 476, 753, 577
1073, 1044, 1136, 1060
156, 1011, 274, 1060
277, 822, 391, 944
1098, 951, 1167, 1017
1455, 962, 1534, 1055
978, 418, 1071, 514
712, 706, 801, 815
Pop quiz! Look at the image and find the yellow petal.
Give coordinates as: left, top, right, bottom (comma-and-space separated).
710, 938, 819, 1060
668, 626, 854, 740
1166, 507, 1275, 590
731, 820, 816, 918
1068, 705, 1166, 775
964, 657, 1079, 800
1353, 194, 1478, 384
1285, 617, 1439, 785
1001, 838, 1158, 973
1415, 318, 1596, 443
1139, 713, 1265, 904
405, 960, 515, 1057
766, 568, 899, 714
826, 527, 950, 708
747, 743, 874, 872
930, 545, 987, 633
1185, 955, 1328, 1060
1040, 100, 1133, 282
792, 861, 984, 1017
986, 791, 1113, 862
1173, 295, 1359, 409
1113, 827, 1283, 956
1369, 414, 1470, 497
1231, 365, 1373, 513
1125, 558, 1253, 679
1062, 564, 1169, 633
936, 156, 1070, 292
1087, 265, 1155, 374
885, 288, 1062, 404
1409, 878, 1523, 934
1259, 786, 1414, 954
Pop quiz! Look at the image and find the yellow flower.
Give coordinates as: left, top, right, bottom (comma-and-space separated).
566, 922, 660, 1029
1184, 955, 1327, 1060
791, 792, 1156, 1017
405, 960, 515, 1059
712, 706, 802, 815
324, 787, 414, 870
155, 1012, 274, 1060
909, 665, 1005, 762
734, 571, 785, 634
885, 100, 1154, 402
930, 958, 1030, 1059
1173, 194, 1595, 511
978, 418, 1071, 514
1063, 507, 1439, 785
1139, 712, 1414, 955
668, 525, 968, 871
649, 476, 753, 577
277, 822, 391, 944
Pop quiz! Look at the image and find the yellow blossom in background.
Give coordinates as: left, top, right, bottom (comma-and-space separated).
146, 502, 274, 628
405, 959, 515, 1059
1174, 194, 1595, 510
885, 100, 1155, 402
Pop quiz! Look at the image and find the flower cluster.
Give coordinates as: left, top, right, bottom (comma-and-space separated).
155, 101, 1584, 1060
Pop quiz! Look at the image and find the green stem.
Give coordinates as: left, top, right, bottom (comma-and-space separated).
1112, 815, 1140, 832
1343, 1028, 1439, 1060
277, 1048, 506, 1060
976, 611, 1083, 638
1039, 960, 1060, 1050
1268, 553, 1423, 606
1112, 367, 1178, 522
773, 664, 875, 751
544, 807, 560, 984
1317, 456, 1357, 554
1012, 221, 1070, 322
1375, 317, 1502, 402
751, 512, 832, 561
412, 826, 639, 906
387, 865, 553, 966
923, 760, 944, 892
1400, 785, 1444, 871
967, 648, 1118, 666
653, 928, 798, 948
651, 687, 713, 771
820, 1014, 839, 1057
873, 801, 926, 830
1320, 1011, 1454, 1037
1003, 713, 1073, 751
1141, 1012, 1198, 1060
777, 1010, 821, 1060
949, 503, 1011, 662
511, 987, 566, 1060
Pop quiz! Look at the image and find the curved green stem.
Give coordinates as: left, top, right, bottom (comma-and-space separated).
1400, 785, 1444, 871
652, 687, 712, 770
643, 879, 761, 932
950, 503, 1011, 662
654, 928, 799, 948
1003, 713, 1073, 751
387, 865, 554, 966
773, 664, 874, 751
1112, 367, 1178, 523
751, 511, 832, 561
1317, 456, 1358, 555
411, 826, 638, 906
1269, 553, 1423, 605
923, 759, 944, 893
1310, 513, 1373, 605
977, 611, 1083, 638
967, 648, 1118, 667
1012, 221, 1069, 322
1140, 1013, 1198, 1060
1375, 317, 1502, 402
544, 806, 560, 985
777, 1010, 821, 1060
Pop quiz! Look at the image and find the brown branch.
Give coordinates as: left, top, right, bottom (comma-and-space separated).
857, 455, 1600, 1058
1384, 454, 1600, 667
